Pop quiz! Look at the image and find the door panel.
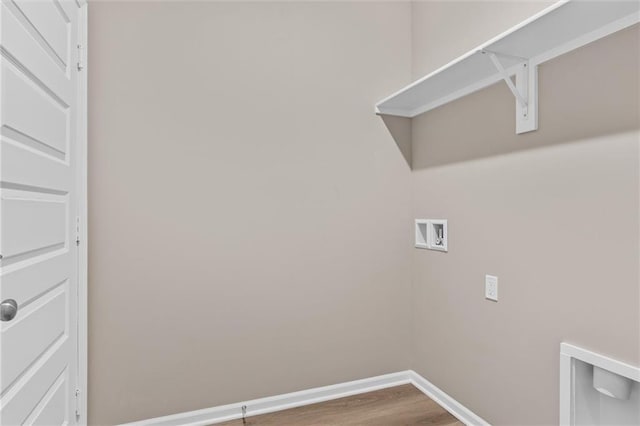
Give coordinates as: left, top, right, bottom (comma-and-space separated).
0, 345, 69, 425
10, 0, 70, 68
0, 0, 84, 424
2, 61, 70, 157
1, 142, 70, 192
1, 256, 68, 309
1, 194, 68, 260
0, 1, 72, 105
2, 285, 67, 391
29, 372, 68, 426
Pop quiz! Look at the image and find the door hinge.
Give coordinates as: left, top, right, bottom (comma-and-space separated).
75, 216, 80, 246
75, 388, 81, 419
77, 44, 84, 71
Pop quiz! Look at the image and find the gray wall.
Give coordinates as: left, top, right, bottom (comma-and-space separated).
410, 2, 640, 424
88, 2, 412, 424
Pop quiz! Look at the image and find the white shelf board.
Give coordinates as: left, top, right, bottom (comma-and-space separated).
376, 0, 640, 118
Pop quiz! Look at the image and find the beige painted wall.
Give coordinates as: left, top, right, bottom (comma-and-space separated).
88, 2, 412, 424
411, 2, 640, 424
88, 1, 640, 425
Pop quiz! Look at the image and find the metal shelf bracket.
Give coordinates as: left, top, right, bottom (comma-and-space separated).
482, 49, 538, 134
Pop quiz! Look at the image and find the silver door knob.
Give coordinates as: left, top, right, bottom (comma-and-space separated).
1, 299, 18, 322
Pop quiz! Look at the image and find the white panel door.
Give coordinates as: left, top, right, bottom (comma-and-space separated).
0, 0, 86, 425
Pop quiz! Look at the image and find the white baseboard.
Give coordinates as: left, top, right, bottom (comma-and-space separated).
408, 370, 489, 426
120, 370, 489, 426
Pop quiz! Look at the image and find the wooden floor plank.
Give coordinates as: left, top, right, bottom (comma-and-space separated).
215, 384, 463, 425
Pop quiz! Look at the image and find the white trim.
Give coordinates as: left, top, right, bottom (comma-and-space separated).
121, 372, 411, 426
409, 371, 489, 426
559, 342, 640, 425
559, 351, 573, 425
561, 343, 640, 382
75, 2, 88, 425
120, 371, 488, 426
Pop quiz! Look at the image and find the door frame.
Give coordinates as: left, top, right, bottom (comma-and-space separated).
76, 1, 88, 424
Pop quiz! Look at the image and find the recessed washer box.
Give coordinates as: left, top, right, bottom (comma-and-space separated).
428, 220, 447, 252
415, 220, 429, 249
415, 219, 448, 252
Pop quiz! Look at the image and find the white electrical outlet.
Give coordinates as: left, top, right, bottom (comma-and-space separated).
485, 275, 498, 301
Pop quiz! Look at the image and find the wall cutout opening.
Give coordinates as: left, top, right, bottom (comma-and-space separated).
415, 220, 428, 249
428, 220, 448, 252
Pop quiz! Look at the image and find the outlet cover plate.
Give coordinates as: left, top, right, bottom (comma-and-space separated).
485, 275, 498, 301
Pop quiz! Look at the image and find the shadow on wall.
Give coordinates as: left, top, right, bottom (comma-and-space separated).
380, 115, 412, 166
382, 24, 640, 171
